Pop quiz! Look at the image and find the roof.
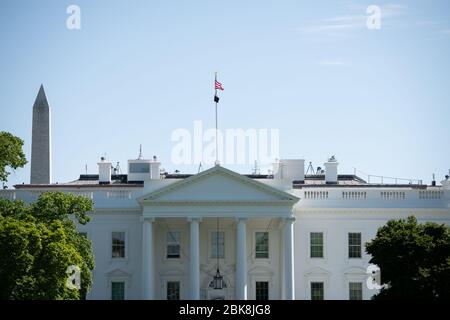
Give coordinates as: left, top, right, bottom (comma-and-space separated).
300, 174, 367, 185
14, 172, 435, 190
14, 174, 142, 189
295, 184, 431, 189
14, 183, 143, 189
294, 175, 432, 189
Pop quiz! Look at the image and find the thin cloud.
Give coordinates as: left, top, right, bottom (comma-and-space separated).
299, 3, 406, 34
321, 15, 366, 24
298, 16, 364, 34
416, 20, 440, 27
382, 4, 407, 17
300, 23, 359, 33
415, 20, 450, 35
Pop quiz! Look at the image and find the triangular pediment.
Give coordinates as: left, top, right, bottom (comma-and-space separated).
139, 165, 299, 204
344, 267, 367, 275
304, 266, 331, 276
105, 268, 131, 277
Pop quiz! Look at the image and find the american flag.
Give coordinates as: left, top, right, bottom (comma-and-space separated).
215, 80, 224, 91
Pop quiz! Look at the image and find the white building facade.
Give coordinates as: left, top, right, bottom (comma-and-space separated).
1, 157, 449, 300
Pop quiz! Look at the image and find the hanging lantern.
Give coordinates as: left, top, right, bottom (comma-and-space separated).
213, 268, 223, 290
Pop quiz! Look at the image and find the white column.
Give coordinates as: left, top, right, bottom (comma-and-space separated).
189, 217, 201, 300
142, 217, 154, 299
280, 226, 286, 300
236, 218, 248, 300
284, 217, 295, 300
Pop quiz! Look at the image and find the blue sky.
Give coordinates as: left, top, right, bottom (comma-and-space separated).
0, 0, 449, 187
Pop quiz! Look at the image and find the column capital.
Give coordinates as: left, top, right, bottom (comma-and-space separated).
235, 217, 248, 223
187, 217, 202, 223
140, 217, 155, 223
284, 216, 296, 223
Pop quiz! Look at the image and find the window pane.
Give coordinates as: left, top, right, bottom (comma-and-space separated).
310, 232, 323, 245
167, 232, 180, 258
167, 231, 180, 243
348, 233, 362, 258
167, 281, 180, 300
167, 245, 180, 258
255, 281, 269, 300
310, 232, 323, 258
211, 232, 225, 258
129, 163, 150, 173
111, 282, 125, 300
112, 232, 125, 258
349, 282, 363, 300
255, 232, 269, 258
311, 282, 324, 300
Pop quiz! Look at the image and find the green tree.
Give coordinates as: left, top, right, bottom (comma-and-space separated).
366, 216, 450, 300
0, 131, 27, 183
0, 192, 94, 300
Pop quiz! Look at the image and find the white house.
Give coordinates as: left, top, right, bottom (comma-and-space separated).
1, 156, 449, 300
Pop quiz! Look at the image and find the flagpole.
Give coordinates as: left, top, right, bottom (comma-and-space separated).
215, 72, 219, 165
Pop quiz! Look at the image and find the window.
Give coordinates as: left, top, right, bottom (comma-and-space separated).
129, 163, 150, 173
211, 231, 225, 258
311, 282, 324, 300
167, 232, 180, 258
349, 282, 363, 300
111, 282, 125, 300
310, 232, 323, 258
167, 281, 180, 300
255, 281, 269, 300
112, 232, 125, 258
348, 233, 362, 258
255, 232, 269, 258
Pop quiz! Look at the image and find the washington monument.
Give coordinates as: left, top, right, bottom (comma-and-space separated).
30, 84, 51, 184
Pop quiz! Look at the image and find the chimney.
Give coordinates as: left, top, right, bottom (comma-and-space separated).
324, 156, 338, 184
272, 159, 305, 182
272, 159, 282, 179
150, 156, 161, 180
98, 157, 111, 184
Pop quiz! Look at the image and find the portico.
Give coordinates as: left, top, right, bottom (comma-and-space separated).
138, 165, 299, 300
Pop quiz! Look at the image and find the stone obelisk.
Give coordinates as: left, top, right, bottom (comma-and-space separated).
30, 84, 51, 184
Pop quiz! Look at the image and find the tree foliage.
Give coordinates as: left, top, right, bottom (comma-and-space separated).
0, 131, 27, 183
366, 216, 450, 300
0, 192, 94, 299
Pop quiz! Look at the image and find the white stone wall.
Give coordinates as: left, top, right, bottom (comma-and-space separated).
294, 208, 450, 300
75, 207, 449, 300
76, 211, 143, 300
2, 177, 449, 300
